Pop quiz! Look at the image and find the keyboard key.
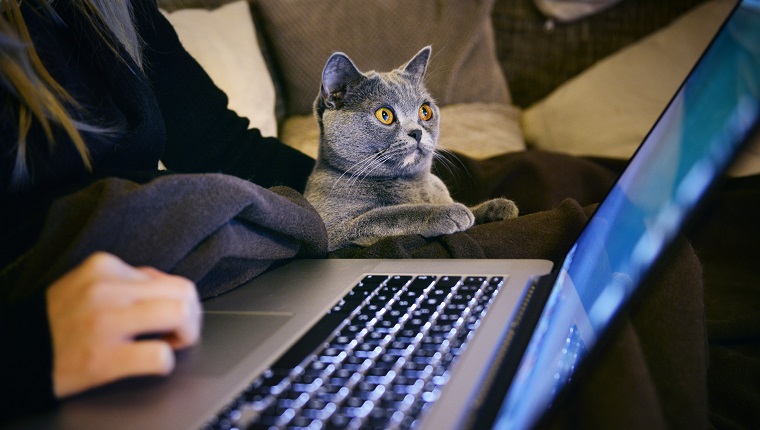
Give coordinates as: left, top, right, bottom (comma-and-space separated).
407, 276, 436, 291
386, 275, 412, 287
464, 276, 487, 285
436, 276, 461, 288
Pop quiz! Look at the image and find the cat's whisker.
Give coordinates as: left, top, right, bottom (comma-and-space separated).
337, 150, 394, 194
361, 152, 398, 181
352, 151, 388, 176
433, 148, 471, 182
330, 170, 357, 194
351, 146, 403, 181
357, 146, 413, 181
347, 153, 386, 185
432, 148, 458, 170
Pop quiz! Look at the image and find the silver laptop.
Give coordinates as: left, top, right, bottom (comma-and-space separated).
16, 1, 760, 429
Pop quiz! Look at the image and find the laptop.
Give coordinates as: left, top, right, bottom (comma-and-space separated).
15, 1, 760, 429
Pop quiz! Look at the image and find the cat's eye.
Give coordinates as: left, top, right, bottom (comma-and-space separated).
419, 103, 433, 121
375, 107, 394, 125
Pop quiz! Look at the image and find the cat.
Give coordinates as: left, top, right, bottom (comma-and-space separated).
304, 46, 518, 251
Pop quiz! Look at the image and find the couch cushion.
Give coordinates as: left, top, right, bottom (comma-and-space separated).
251, 0, 511, 116
280, 103, 526, 160
161, 1, 278, 137
493, 0, 711, 107
436, 103, 526, 159
521, 0, 760, 176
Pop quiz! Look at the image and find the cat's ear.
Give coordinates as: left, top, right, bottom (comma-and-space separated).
403, 46, 431, 85
321, 52, 363, 109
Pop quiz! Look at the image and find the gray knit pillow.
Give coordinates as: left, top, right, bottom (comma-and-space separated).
251, 0, 511, 116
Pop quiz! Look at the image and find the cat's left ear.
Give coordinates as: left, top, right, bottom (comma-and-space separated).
403, 46, 431, 85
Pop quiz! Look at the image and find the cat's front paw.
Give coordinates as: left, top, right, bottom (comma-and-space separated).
421, 203, 474, 237
447, 202, 476, 232
471, 198, 519, 224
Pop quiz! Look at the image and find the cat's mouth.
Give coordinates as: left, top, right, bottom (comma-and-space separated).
401, 152, 420, 168
400, 143, 431, 168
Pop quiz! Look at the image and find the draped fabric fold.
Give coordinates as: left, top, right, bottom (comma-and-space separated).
10, 174, 328, 300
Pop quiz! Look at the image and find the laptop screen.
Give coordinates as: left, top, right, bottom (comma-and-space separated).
493, 1, 760, 428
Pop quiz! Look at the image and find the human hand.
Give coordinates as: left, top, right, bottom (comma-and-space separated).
46, 252, 202, 398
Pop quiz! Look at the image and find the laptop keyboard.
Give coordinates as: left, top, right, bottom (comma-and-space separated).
205, 274, 505, 430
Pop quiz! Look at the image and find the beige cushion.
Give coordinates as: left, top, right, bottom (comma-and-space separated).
521, 0, 760, 176
252, 0, 511, 116
437, 103, 526, 159
279, 115, 320, 159
280, 103, 526, 160
161, 1, 278, 137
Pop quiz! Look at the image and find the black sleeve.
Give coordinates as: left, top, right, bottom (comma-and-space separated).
135, 1, 314, 192
0, 292, 57, 424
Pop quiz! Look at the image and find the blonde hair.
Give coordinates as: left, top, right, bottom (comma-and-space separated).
1, 0, 143, 187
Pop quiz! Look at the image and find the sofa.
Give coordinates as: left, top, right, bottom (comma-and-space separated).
156, 0, 760, 428
157, 0, 759, 174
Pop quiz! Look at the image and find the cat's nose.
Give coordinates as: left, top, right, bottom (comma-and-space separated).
408, 129, 422, 143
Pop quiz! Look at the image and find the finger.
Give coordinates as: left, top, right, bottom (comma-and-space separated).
108, 298, 201, 348
134, 271, 198, 303
98, 341, 176, 386
80, 252, 152, 283
92, 274, 199, 308
47, 253, 143, 313
136, 266, 169, 279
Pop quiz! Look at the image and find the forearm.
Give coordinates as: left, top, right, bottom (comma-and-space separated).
137, 1, 314, 192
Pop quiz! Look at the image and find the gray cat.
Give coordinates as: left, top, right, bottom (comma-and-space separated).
304, 46, 518, 251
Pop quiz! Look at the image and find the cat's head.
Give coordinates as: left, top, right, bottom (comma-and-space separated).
314, 46, 439, 178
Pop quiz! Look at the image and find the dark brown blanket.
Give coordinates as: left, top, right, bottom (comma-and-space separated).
688, 174, 760, 429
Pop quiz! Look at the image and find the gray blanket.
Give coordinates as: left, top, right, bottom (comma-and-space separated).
11, 174, 327, 300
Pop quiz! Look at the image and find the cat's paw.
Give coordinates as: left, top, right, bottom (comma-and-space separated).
442, 203, 476, 233
471, 198, 519, 224
420, 203, 474, 237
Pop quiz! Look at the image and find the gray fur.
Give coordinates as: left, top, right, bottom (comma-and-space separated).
304, 46, 518, 251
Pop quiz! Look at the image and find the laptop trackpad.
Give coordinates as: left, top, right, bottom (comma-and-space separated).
175, 311, 293, 377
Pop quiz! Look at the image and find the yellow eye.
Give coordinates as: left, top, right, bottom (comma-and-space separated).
419, 103, 433, 121
375, 107, 394, 125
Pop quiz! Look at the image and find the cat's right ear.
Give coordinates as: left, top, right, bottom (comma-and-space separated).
403, 46, 431, 85
321, 53, 362, 109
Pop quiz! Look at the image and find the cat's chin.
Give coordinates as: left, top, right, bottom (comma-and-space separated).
400, 145, 434, 167
396, 156, 432, 177
400, 151, 422, 168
